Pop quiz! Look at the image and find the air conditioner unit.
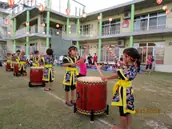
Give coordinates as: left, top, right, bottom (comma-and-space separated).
124, 12, 130, 19
117, 40, 125, 47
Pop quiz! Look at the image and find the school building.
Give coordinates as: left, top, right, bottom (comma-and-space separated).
4, 0, 172, 72
0, 1, 10, 60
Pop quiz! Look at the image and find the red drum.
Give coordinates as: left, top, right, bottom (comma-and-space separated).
6, 62, 12, 71
13, 63, 19, 76
74, 76, 109, 121
29, 67, 45, 87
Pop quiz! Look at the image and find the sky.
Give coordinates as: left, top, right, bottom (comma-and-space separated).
76, 0, 132, 13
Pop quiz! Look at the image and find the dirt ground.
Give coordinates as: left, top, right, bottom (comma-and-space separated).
0, 67, 172, 129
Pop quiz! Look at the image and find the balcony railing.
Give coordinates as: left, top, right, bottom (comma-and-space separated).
4, 23, 172, 40
102, 24, 121, 36
62, 29, 98, 40
9, 25, 63, 38
134, 24, 167, 32
16, 27, 26, 36
50, 28, 62, 36
15, 25, 47, 37
0, 30, 9, 40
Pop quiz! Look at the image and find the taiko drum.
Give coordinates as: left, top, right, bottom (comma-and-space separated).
29, 67, 44, 87
13, 62, 19, 76
75, 76, 108, 118
6, 62, 12, 71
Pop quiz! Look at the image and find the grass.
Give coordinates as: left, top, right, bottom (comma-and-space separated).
0, 67, 172, 129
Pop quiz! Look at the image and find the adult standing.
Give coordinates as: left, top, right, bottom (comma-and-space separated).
93, 53, 98, 64
87, 54, 92, 65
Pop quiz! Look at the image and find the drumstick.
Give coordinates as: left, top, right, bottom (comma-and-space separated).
94, 62, 103, 77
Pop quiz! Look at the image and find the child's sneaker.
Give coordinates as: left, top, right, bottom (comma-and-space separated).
70, 100, 75, 105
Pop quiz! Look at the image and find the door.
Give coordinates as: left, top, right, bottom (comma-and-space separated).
138, 47, 147, 64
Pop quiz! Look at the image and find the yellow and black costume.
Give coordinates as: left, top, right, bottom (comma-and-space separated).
19, 55, 27, 74
32, 55, 41, 67
42, 55, 54, 82
112, 65, 137, 116
7, 57, 12, 66
63, 56, 79, 92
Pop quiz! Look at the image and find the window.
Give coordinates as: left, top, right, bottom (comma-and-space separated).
149, 17, 157, 30
134, 12, 166, 31
157, 16, 166, 28
155, 43, 164, 64
80, 24, 93, 36
140, 18, 147, 31
75, 7, 77, 16
134, 19, 140, 32
102, 19, 120, 35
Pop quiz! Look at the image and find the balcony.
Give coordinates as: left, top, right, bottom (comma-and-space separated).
0, 30, 9, 40
15, 25, 47, 38
50, 28, 62, 36
62, 29, 98, 40
102, 25, 120, 36
3, 25, 63, 40
134, 24, 166, 32
133, 24, 172, 35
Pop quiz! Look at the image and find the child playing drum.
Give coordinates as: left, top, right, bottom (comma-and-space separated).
19, 51, 27, 76
101, 48, 140, 129
62, 46, 79, 106
6, 53, 12, 71
42, 48, 54, 91
11, 53, 16, 69
16, 50, 20, 63
32, 50, 41, 67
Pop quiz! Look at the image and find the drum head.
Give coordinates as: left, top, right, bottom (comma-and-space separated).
77, 76, 104, 83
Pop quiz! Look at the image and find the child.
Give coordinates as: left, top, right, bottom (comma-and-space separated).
62, 46, 79, 106
11, 53, 16, 69
32, 50, 41, 67
145, 55, 154, 74
42, 48, 54, 91
101, 48, 140, 129
76, 59, 87, 77
6, 53, 12, 67
19, 51, 27, 76
16, 50, 20, 63
93, 53, 98, 65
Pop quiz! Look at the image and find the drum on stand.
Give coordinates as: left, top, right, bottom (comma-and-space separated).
6, 62, 12, 71
29, 67, 45, 87
13, 62, 19, 76
74, 76, 109, 121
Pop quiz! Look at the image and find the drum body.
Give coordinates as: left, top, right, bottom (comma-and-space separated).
76, 76, 107, 115
6, 62, 12, 71
13, 63, 19, 73
29, 67, 44, 86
